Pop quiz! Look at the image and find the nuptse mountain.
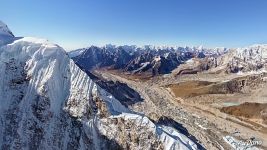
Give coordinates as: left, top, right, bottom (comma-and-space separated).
0, 21, 200, 150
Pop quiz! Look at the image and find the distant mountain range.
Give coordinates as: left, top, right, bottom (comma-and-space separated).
70, 43, 267, 76
69, 45, 227, 76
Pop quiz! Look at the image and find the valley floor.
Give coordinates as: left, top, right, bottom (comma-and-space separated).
92, 69, 267, 150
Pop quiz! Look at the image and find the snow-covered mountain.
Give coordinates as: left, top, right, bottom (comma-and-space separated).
70, 43, 266, 76
0, 21, 200, 149
196, 44, 267, 74
69, 45, 224, 76
0, 20, 15, 45
226, 44, 267, 73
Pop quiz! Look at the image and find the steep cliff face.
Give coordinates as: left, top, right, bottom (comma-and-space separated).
0, 36, 112, 149
0, 22, 199, 150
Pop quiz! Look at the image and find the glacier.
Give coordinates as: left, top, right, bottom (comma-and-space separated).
0, 21, 200, 149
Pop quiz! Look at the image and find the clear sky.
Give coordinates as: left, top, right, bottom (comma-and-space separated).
1, 0, 267, 51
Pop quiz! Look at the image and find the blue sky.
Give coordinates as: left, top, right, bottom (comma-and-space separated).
1, 0, 267, 50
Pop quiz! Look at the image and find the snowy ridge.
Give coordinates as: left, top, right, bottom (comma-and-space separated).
235, 44, 267, 71
70, 44, 227, 56
203, 44, 267, 74
68, 48, 86, 58
0, 21, 199, 149
235, 44, 267, 63
0, 21, 14, 45
0, 21, 14, 37
95, 86, 198, 150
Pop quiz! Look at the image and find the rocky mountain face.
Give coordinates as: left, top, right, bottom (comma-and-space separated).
173, 45, 267, 77
0, 21, 200, 150
224, 45, 267, 73
70, 45, 223, 76
194, 45, 267, 74
84, 71, 143, 107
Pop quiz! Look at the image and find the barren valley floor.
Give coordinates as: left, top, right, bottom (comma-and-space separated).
93, 69, 267, 150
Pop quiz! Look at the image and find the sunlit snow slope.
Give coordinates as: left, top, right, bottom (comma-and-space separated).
0, 21, 199, 150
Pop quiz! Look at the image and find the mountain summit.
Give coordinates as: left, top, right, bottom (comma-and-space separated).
0, 21, 14, 37
0, 21, 15, 46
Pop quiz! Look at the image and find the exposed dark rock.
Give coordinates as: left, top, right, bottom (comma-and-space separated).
71, 46, 196, 76
80, 69, 144, 107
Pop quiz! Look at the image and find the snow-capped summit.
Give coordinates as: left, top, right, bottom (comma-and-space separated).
197, 44, 267, 74
0, 20, 14, 37
237, 44, 267, 61
0, 21, 15, 45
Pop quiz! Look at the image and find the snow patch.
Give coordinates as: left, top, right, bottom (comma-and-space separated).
68, 49, 85, 58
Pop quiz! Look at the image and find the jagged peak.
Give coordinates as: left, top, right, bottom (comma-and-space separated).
0, 21, 15, 45
0, 20, 14, 37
